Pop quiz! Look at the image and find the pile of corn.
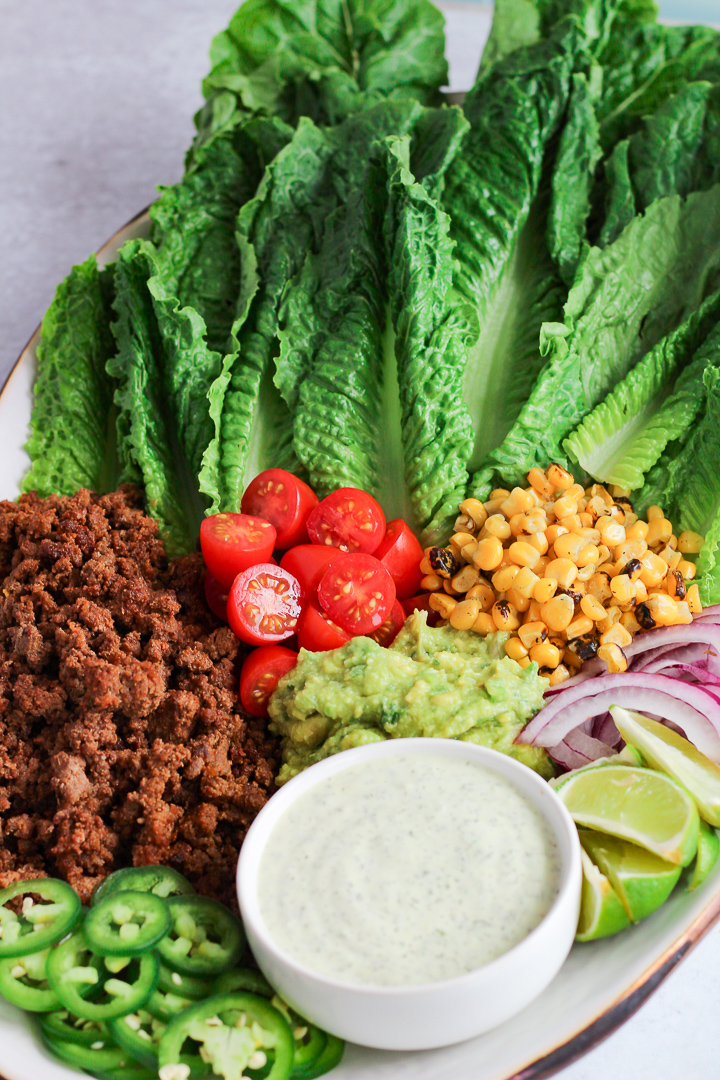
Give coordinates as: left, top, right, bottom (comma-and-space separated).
421, 464, 704, 685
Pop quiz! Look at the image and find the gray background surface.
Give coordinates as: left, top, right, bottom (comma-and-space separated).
2, 2, 720, 1078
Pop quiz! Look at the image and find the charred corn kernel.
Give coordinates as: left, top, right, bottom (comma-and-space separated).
513, 566, 539, 599
645, 593, 681, 626
421, 573, 443, 591
610, 574, 634, 605
505, 637, 529, 662
492, 564, 520, 592
530, 641, 562, 669
546, 464, 574, 490
553, 533, 586, 563
527, 467, 554, 500
563, 647, 583, 671
646, 505, 664, 521
472, 612, 496, 635
646, 517, 673, 548
588, 484, 614, 505
665, 569, 686, 600
473, 536, 504, 571
545, 558, 578, 588
501, 488, 535, 518
596, 544, 612, 565
419, 556, 433, 575
675, 600, 693, 624
620, 611, 642, 636
506, 587, 531, 613
533, 577, 557, 603
600, 623, 633, 648
459, 499, 488, 530
634, 579, 648, 603
492, 600, 520, 631
609, 504, 626, 525
577, 543, 600, 568
524, 599, 545, 623
546, 524, 569, 545
610, 485, 632, 499
580, 594, 606, 621
615, 538, 648, 564
576, 562, 596, 582
429, 593, 457, 618
541, 593, 575, 632
518, 621, 548, 649
461, 540, 479, 563
566, 614, 594, 640
508, 541, 540, 569
639, 551, 667, 588
449, 598, 481, 631
484, 514, 512, 540
619, 557, 643, 582
522, 509, 548, 534
678, 530, 704, 554
467, 580, 495, 611
526, 531, 549, 555
552, 495, 579, 520
548, 663, 570, 686
678, 558, 696, 580
598, 643, 628, 674
557, 514, 583, 532
626, 520, 649, 542
451, 565, 480, 593
597, 605, 622, 634
687, 584, 702, 613
586, 495, 608, 522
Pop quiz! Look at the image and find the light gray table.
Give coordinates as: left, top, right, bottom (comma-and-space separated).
1, 2, 719, 1078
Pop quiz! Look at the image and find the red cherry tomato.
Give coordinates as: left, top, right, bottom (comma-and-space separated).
279, 545, 344, 597
306, 487, 386, 554
200, 513, 276, 589
401, 593, 442, 627
241, 469, 319, 549
367, 599, 406, 647
297, 596, 351, 652
373, 519, 424, 599
317, 553, 395, 635
227, 564, 304, 646
239, 645, 298, 718
204, 572, 229, 623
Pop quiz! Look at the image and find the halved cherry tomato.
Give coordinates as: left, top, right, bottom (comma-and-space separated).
279, 545, 344, 597
306, 488, 386, 554
297, 596, 351, 652
204, 572, 229, 622
373, 519, 424, 599
401, 593, 441, 627
200, 513, 276, 589
227, 564, 304, 646
240, 645, 298, 717
368, 599, 405, 647
318, 553, 395, 635
241, 469, 319, 549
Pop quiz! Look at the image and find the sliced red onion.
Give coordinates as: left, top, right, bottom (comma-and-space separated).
594, 712, 622, 747
641, 646, 720, 678
549, 727, 619, 770
690, 605, 720, 622
517, 672, 720, 761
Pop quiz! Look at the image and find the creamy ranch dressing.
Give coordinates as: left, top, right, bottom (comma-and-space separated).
258, 753, 562, 986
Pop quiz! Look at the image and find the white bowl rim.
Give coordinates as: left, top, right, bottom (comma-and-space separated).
237, 736, 582, 996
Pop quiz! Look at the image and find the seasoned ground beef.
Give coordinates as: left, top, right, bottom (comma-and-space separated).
0, 486, 279, 907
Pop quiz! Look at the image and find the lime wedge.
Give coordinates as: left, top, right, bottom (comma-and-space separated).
611, 706, 720, 827
580, 830, 682, 921
557, 763, 700, 866
576, 847, 631, 941
687, 819, 720, 892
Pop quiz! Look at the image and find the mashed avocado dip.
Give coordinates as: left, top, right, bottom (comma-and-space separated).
268, 611, 552, 783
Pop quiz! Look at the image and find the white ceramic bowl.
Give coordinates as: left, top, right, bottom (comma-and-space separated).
237, 738, 582, 1051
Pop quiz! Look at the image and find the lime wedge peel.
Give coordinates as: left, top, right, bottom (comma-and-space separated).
576, 847, 631, 941
687, 820, 720, 892
611, 705, 720, 828
557, 763, 700, 867
580, 830, 683, 922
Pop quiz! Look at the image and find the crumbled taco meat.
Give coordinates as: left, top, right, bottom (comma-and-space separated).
0, 486, 278, 907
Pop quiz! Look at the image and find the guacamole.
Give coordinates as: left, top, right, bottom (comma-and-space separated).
268, 612, 553, 783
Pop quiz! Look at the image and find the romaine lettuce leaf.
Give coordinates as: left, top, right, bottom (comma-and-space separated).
472, 185, 720, 495
109, 241, 204, 557
563, 291, 720, 488
24, 256, 119, 497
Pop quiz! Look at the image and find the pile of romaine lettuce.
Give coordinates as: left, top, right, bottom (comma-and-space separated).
23, 0, 720, 604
